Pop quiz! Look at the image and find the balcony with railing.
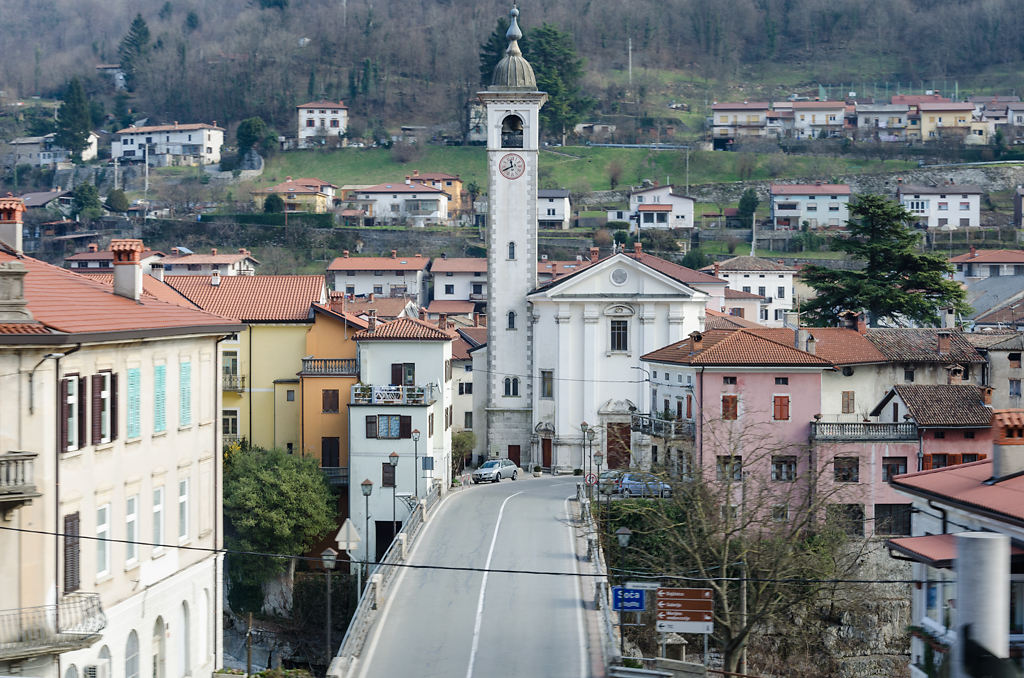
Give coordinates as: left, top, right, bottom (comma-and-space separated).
0, 592, 106, 661
630, 414, 696, 439
320, 466, 349, 487
222, 372, 245, 392
350, 384, 436, 406
810, 420, 918, 441
301, 358, 358, 376
0, 452, 40, 511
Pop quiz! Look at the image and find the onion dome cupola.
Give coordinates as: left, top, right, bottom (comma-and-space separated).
490, 6, 537, 90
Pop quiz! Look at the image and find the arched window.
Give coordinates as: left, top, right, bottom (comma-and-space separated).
504, 377, 520, 397
99, 646, 112, 678
178, 602, 191, 677
511, 378, 520, 396
507, 311, 516, 330
65, 665, 78, 678
501, 115, 524, 148
507, 241, 516, 259
125, 631, 140, 678
153, 617, 166, 678
504, 378, 512, 396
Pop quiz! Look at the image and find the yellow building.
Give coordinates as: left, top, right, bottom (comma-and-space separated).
408, 169, 465, 214
251, 176, 338, 213
918, 102, 975, 141
164, 274, 327, 451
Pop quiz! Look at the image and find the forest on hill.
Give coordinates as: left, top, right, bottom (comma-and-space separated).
4, 0, 1024, 137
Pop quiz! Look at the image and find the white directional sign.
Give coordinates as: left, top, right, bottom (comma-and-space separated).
624, 581, 662, 591
335, 518, 361, 552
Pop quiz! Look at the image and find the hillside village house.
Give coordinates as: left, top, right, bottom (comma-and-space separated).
700, 256, 796, 326
453, 327, 485, 435
950, 248, 1024, 282
251, 177, 339, 213
162, 274, 326, 452
896, 183, 983, 229
917, 102, 975, 140
537, 189, 571, 229
627, 184, 695, 231
327, 293, 419, 323
162, 248, 259, 276
111, 123, 224, 166
854, 104, 911, 141
967, 333, 1024, 409
327, 251, 430, 306
351, 180, 449, 226
791, 101, 847, 139
769, 183, 852, 229
405, 170, 465, 214
65, 243, 165, 273
429, 257, 487, 304
4, 132, 99, 167
710, 102, 770, 147
296, 100, 348, 148
0, 199, 243, 678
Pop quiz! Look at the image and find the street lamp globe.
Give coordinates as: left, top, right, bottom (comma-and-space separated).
593, 451, 604, 468
389, 451, 399, 467
587, 428, 596, 442
615, 526, 632, 548
412, 429, 421, 442
320, 547, 338, 570
361, 478, 373, 497
580, 421, 589, 434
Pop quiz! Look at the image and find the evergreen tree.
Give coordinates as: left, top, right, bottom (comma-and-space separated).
522, 24, 594, 143
106, 188, 130, 213
71, 183, 102, 221
118, 14, 151, 91
55, 78, 92, 162
236, 116, 273, 156
800, 194, 970, 327
478, 16, 510, 86
736, 188, 760, 223
263, 193, 285, 213
113, 92, 133, 130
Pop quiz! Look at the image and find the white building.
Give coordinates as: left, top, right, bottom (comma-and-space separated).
537, 189, 571, 229
326, 250, 430, 306
701, 256, 796, 326
352, 180, 449, 226
710, 102, 771, 146
896, 183, 983, 230
429, 257, 487, 302
163, 248, 259, 277
950, 248, 1024, 283
629, 184, 696, 230
4, 132, 99, 167
296, 100, 348, 148
111, 123, 224, 166
346, 317, 453, 561
790, 101, 847, 139
452, 328, 486, 434
769, 183, 852, 230
854, 104, 911, 141
65, 243, 165, 273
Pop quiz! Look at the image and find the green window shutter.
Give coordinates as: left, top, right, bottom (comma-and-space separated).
179, 362, 192, 426
153, 365, 166, 433
127, 368, 141, 439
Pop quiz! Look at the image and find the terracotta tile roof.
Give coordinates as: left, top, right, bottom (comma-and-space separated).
637, 204, 673, 212
327, 254, 429, 271
625, 251, 726, 285
746, 327, 886, 365
703, 309, 763, 330
769, 183, 851, 196
452, 336, 473, 360
430, 257, 487, 273
65, 249, 163, 262
642, 329, 831, 367
891, 94, 951, 105
253, 177, 337, 195
296, 100, 348, 109
163, 274, 325, 322
167, 252, 260, 265
711, 102, 770, 110
310, 303, 368, 329
426, 300, 476, 314
412, 171, 459, 180
965, 332, 1024, 349
890, 459, 1024, 524
78, 273, 199, 308
0, 251, 240, 337
866, 328, 986, 363
353, 316, 455, 341
723, 288, 765, 300
703, 256, 794, 273
887, 533, 1024, 568
974, 305, 1023, 326
790, 101, 845, 109
458, 327, 488, 347
537, 259, 594, 280
949, 249, 1024, 264
888, 385, 992, 426
115, 123, 223, 134
0, 322, 52, 334
918, 102, 975, 111
327, 295, 414, 319
354, 181, 442, 194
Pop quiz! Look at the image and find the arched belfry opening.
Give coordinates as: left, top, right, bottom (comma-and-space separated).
501, 115, 524, 148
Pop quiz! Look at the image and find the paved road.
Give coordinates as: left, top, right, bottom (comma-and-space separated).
355, 476, 593, 678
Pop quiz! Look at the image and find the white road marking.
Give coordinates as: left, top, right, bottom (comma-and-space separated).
565, 496, 588, 678
464, 491, 523, 678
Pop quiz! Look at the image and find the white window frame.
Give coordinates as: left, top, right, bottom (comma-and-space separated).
96, 503, 111, 578
153, 487, 164, 554
125, 495, 138, 565
67, 377, 80, 451
178, 478, 190, 543
98, 372, 112, 444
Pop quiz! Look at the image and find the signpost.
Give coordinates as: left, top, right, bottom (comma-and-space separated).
655, 587, 714, 634
611, 586, 646, 611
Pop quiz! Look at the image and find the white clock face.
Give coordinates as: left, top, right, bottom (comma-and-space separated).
498, 153, 526, 180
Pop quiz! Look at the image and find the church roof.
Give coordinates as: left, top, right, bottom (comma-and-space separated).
490, 7, 537, 90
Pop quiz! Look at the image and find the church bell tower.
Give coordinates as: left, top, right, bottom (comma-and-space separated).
480, 6, 547, 464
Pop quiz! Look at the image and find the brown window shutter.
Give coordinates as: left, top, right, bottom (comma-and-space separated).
110, 373, 118, 440
391, 363, 403, 385
399, 415, 412, 438
91, 374, 103, 444
78, 376, 87, 448
686, 395, 693, 419
922, 454, 933, 470
59, 378, 69, 453
382, 462, 395, 488
365, 415, 377, 438
322, 389, 339, 412
63, 512, 80, 593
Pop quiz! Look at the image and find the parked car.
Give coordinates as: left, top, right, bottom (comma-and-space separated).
597, 469, 626, 495
619, 472, 672, 498
472, 458, 518, 483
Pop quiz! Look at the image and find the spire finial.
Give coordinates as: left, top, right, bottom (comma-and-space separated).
505, 5, 523, 57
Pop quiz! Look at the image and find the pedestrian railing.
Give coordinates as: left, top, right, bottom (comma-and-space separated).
577, 483, 621, 667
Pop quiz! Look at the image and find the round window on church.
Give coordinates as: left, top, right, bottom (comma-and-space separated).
610, 268, 628, 286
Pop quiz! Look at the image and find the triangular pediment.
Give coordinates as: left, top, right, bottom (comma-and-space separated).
529, 254, 705, 301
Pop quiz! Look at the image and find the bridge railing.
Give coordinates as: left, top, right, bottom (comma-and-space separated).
577, 483, 621, 668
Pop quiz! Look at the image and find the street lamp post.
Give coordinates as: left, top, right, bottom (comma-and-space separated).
389, 451, 399, 538
361, 479, 372, 581
587, 429, 597, 485
320, 547, 338, 666
412, 429, 421, 498
594, 451, 604, 531
615, 527, 632, 657
580, 422, 590, 495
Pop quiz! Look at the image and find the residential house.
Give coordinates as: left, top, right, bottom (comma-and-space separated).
769, 183, 852, 230
163, 248, 259, 277
716, 291, 765, 323
296, 100, 348, 148
710, 102, 770, 147
967, 333, 1024, 408
65, 243, 165, 273
429, 257, 487, 304
406, 170, 465, 215
347, 316, 454, 561
351, 180, 449, 226
854, 104, 911, 141
326, 251, 430, 306
887, 410, 1024, 676
4, 132, 99, 167
863, 328, 987, 396
537, 189, 571, 229
917, 102, 975, 141
453, 326, 486, 436
327, 293, 419, 323
765, 106, 795, 138
20, 189, 74, 217
700, 256, 796, 326
891, 94, 951, 141
951, 248, 1024, 282
896, 183, 983, 229
536, 253, 597, 284
628, 184, 696, 230
111, 123, 224, 166
250, 177, 339, 214
1003, 103, 1024, 143
0, 200, 242, 678
790, 101, 846, 139
162, 274, 327, 451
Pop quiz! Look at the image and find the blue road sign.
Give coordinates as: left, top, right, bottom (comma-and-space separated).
611, 586, 646, 611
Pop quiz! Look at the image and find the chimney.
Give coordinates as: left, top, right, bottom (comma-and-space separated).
419, 307, 427, 321
367, 309, 377, 331
405, 176, 412, 185
368, 292, 375, 301
783, 311, 800, 329
172, 247, 180, 255
391, 250, 397, 258
992, 410, 1024, 479
110, 239, 145, 301
970, 245, 977, 258
589, 246, 600, 263
983, 386, 993, 406
238, 248, 248, 255
0, 261, 33, 322
413, 169, 420, 177
634, 242, 643, 254
576, 255, 583, 262
541, 254, 548, 261
88, 243, 99, 253
947, 364, 964, 385
438, 313, 448, 328
713, 261, 720, 277
937, 330, 951, 355
211, 247, 218, 256
210, 270, 221, 286
343, 250, 350, 258
805, 333, 816, 355
286, 176, 293, 182
150, 261, 165, 282
474, 312, 482, 327
689, 330, 704, 352
0, 195, 26, 255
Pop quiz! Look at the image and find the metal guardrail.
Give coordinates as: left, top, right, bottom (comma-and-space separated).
320, 467, 349, 487
0, 592, 106, 661
577, 483, 620, 668
631, 414, 696, 439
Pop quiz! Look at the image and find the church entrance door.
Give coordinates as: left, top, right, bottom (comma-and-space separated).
507, 445, 521, 467
541, 438, 552, 468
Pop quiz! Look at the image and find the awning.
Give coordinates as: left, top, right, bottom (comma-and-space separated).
887, 533, 1024, 569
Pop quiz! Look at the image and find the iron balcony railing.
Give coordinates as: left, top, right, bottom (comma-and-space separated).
302, 358, 358, 376
222, 434, 242, 446
222, 372, 245, 391
351, 384, 436, 406
630, 414, 696, 439
0, 593, 106, 661
469, 293, 487, 300
0, 452, 40, 508
320, 466, 349, 487
810, 421, 918, 441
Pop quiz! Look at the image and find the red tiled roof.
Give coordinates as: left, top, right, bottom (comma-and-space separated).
918, 102, 975, 111
537, 259, 594, 280
353, 316, 455, 341
949, 249, 1024, 264
452, 336, 473, 360
711, 102, 770, 110
746, 327, 885, 365
888, 384, 992, 427
0, 322, 52, 335
253, 177, 337, 195
167, 253, 260, 265
310, 303, 368, 330
297, 100, 348, 109
412, 171, 459, 180
891, 94, 951, 105
866, 328, 986, 363
637, 204, 672, 212
642, 329, 831, 367
430, 257, 487, 273
625, 252, 725, 285
770, 183, 851, 196
327, 254, 429, 271
115, 123, 222, 134
426, 300, 476, 314
458, 327, 488, 347
78, 273, 199, 309
328, 295, 414, 319
355, 182, 442, 194
703, 256, 795, 272
887, 533, 1024, 568
704, 309, 763, 330
163, 275, 325, 322
891, 458, 1024, 524
790, 101, 845, 109
65, 249, 163, 262
723, 288, 765, 300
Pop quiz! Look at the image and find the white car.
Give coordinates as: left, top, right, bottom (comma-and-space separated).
472, 458, 518, 483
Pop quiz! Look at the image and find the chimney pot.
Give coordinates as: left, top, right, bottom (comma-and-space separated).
589, 246, 599, 263
368, 292, 375, 301
210, 270, 221, 286
343, 250, 350, 257
150, 261, 165, 282
391, 250, 397, 258
438, 313, 448, 328
88, 243, 98, 252
634, 242, 642, 254
419, 308, 426, 320
110, 238, 145, 301
937, 330, 951, 354
970, 245, 977, 258
367, 309, 377, 331
211, 248, 218, 256
713, 262, 721, 277
689, 331, 704, 352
